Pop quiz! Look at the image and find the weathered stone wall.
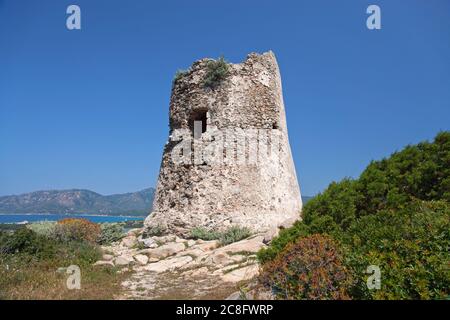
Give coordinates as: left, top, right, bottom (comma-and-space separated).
144, 51, 302, 236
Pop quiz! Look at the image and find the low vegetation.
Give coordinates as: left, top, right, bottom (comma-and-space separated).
0, 220, 129, 299
203, 56, 230, 89
258, 131, 450, 300
97, 223, 124, 245
190, 225, 252, 245
143, 224, 165, 237
173, 69, 190, 85
259, 234, 352, 300
53, 218, 101, 243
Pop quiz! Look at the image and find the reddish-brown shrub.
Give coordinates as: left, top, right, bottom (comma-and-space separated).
259, 234, 353, 300
54, 218, 101, 243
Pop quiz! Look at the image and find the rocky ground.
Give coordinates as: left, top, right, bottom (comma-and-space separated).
95, 228, 275, 300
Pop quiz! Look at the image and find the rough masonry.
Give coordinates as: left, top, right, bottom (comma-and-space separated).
144, 51, 302, 236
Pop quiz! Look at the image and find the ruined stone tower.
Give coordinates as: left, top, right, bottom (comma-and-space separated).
144, 51, 302, 236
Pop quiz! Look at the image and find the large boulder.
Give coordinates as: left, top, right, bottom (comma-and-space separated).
142, 242, 186, 260
215, 236, 266, 255
137, 255, 193, 273
191, 240, 220, 252
134, 254, 149, 265
114, 255, 135, 266
221, 265, 259, 283
121, 236, 138, 248
93, 260, 115, 267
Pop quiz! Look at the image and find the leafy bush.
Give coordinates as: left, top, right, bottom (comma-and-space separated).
356, 132, 450, 213
342, 200, 450, 299
260, 234, 353, 300
27, 221, 57, 237
53, 218, 101, 243
219, 226, 252, 245
203, 56, 229, 89
0, 228, 56, 259
97, 223, 124, 245
259, 132, 450, 299
0, 223, 24, 232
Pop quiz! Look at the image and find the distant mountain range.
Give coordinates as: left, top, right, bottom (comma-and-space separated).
0, 188, 155, 216
0, 188, 312, 216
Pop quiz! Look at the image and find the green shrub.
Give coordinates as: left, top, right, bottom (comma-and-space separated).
143, 224, 165, 237
355, 131, 450, 215
190, 227, 220, 241
0, 226, 116, 300
53, 218, 101, 243
190, 226, 252, 245
0, 228, 56, 259
0, 223, 23, 232
259, 234, 353, 300
342, 200, 450, 299
97, 223, 125, 245
27, 221, 57, 237
259, 131, 450, 299
219, 226, 251, 245
173, 69, 190, 85
203, 56, 229, 89
257, 221, 310, 263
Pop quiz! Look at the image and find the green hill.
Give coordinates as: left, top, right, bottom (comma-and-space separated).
0, 188, 154, 216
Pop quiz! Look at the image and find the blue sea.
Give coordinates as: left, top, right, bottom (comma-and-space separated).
0, 214, 145, 224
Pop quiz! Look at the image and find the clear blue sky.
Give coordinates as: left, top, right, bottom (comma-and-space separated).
1, 0, 449, 197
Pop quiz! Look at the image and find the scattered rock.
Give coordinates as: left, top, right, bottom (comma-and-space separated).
148, 257, 160, 263
114, 255, 135, 266
187, 239, 196, 247
121, 236, 137, 248
127, 228, 141, 237
137, 237, 157, 248
144, 242, 186, 260
191, 240, 220, 252
205, 252, 235, 267
179, 247, 207, 259
93, 260, 115, 267
134, 254, 149, 265
215, 236, 265, 255
138, 255, 193, 273
102, 254, 114, 261
152, 235, 176, 245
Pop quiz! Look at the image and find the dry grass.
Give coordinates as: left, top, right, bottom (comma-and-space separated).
0, 249, 128, 300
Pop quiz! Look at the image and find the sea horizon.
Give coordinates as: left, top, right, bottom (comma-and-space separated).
0, 213, 145, 224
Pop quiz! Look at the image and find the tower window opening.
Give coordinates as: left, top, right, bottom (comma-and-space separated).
193, 111, 207, 138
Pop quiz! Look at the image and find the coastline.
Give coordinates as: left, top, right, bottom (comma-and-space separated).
0, 213, 146, 224
0, 213, 146, 218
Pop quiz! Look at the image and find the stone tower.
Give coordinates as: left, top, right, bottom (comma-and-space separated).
144, 51, 302, 236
